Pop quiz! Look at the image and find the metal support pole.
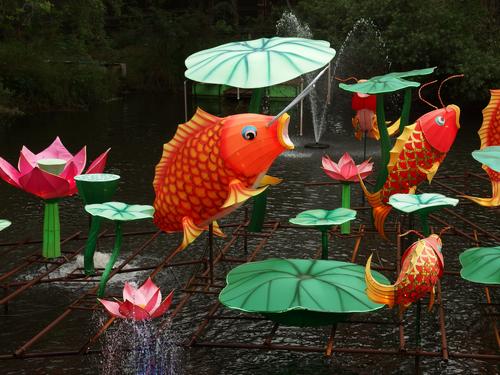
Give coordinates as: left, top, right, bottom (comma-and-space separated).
184, 80, 188, 122
299, 78, 304, 136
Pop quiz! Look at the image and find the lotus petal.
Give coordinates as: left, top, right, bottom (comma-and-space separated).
19, 146, 37, 173
0, 157, 21, 188
59, 161, 79, 195
86, 148, 110, 174
123, 282, 148, 306
36, 137, 73, 161
65, 147, 87, 175
138, 277, 161, 305
144, 289, 162, 314
98, 299, 125, 318
19, 167, 71, 199
150, 290, 174, 318
118, 300, 151, 320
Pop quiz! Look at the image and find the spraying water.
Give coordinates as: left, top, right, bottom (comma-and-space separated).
276, 11, 330, 144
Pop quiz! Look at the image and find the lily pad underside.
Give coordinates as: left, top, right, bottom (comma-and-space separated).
85, 201, 154, 221
459, 246, 500, 285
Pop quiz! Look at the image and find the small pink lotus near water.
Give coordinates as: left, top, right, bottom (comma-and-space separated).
98, 278, 174, 320
322, 152, 373, 182
0, 137, 109, 200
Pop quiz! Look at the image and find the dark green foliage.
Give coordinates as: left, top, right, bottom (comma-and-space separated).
296, 0, 500, 102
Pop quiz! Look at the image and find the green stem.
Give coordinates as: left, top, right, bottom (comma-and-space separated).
399, 88, 412, 133
247, 190, 267, 233
341, 183, 351, 234
248, 87, 264, 113
97, 221, 122, 297
42, 200, 60, 258
321, 229, 329, 260
84, 216, 102, 276
375, 94, 390, 191
419, 213, 431, 237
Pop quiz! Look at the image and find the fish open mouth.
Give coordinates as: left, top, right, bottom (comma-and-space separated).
277, 113, 294, 150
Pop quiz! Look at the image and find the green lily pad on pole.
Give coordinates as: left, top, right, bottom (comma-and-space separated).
289, 208, 356, 259
85, 202, 154, 297
389, 193, 458, 236
0, 219, 11, 231
339, 67, 436, 190
219, 258, 389, 327
459, 246, 500, 285
472, 146, 500, 172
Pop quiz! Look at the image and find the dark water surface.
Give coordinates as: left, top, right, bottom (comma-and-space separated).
0, 93, 498, 374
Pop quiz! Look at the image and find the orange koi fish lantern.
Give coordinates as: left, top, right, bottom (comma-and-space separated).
153, 108, 293, 251
360, 77, 462, 238
365, 234, 444, 311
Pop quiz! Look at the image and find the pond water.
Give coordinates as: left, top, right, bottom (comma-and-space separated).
0, 92, 498, 374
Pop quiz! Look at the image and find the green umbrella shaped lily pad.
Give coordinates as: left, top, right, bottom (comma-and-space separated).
459, 246, 500, 285
339, 67, 436, 94
289, 208, 357, 228
388, 193, 459, 215
472, 146, 500, 172
185, 37, 336, 89
85, 202, 154, 221
0, 219, 11, 231
219, 258, 389, 327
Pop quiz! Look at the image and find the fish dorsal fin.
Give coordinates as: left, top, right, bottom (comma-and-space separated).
478, 89, 500, 150
153, 108, 221, 192
388, 124, 416, 174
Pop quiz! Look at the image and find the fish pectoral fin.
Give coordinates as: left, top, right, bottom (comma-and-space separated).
418, 161, 440, 183
408, 186, 417, 194
221, 179, 268, 208
387, 117, 401, 136
258, 175, 283, 187
212, 221, 226, 238
428, 287, 436, 311
179, 217, 206, 251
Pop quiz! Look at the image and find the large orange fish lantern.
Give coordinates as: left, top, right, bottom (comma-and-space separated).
365, 233, 444, 311
360, 76, 462, 238
153, 108, 293, 251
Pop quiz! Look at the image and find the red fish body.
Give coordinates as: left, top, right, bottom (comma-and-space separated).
360, 105, 460, 238
153, 108, 293, 250
463, 89, 500, 206
351, 91, 399, 141
365, 234, 444, 310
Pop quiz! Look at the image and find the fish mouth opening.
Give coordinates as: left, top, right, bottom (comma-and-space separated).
277, 113, 294, 150
447, 104, 460, 129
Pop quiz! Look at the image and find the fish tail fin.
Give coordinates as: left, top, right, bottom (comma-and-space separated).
461, 180, 500, 207
365, 254, 395, 307
358, 177, 392, 239
177, 216, 205, 252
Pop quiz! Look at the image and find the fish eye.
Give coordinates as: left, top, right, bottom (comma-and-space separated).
242, 125, 257, 140
435, 116, 445, 126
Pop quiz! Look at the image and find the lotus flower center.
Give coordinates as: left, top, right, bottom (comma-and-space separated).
297, 274, 313, 280
37, 158, 67, 176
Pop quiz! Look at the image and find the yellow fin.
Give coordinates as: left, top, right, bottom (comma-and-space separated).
478, 89, 500, 149
222, 179, 268, 208
408, 186, 417, 194
358, 176, 392, 239
418, 161, 440, 183
179, 216, 205, 252
387, 117, 400, 136
365, 255, 395, 307
388, 124, 416, 174
258, 175, 282, 187
461, 180, 500, 207
212, 221, 226, 238
153, 108, 221, 193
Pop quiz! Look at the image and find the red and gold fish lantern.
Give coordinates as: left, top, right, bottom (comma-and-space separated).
463, 89, 500, 207
359, 77, 462, 238
365, 234, 444, 311
153, 108, 293, 251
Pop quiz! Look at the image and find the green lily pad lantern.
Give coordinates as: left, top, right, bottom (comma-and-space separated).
388, 193, 458, 236
186, 37, 336, 233
339, 67, 436, 190
75, 173, 121, 276
0, 219, 11, 231
219, 258, 389, 327
85, 202, 154, 297
472, 146, 500, 172
289, 208, 356, 259
459, 246, 500, 285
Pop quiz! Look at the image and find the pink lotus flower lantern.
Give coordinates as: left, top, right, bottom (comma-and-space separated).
321, 152, 373, 234
98, 278, 174, 320
0, 137, 110, 258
